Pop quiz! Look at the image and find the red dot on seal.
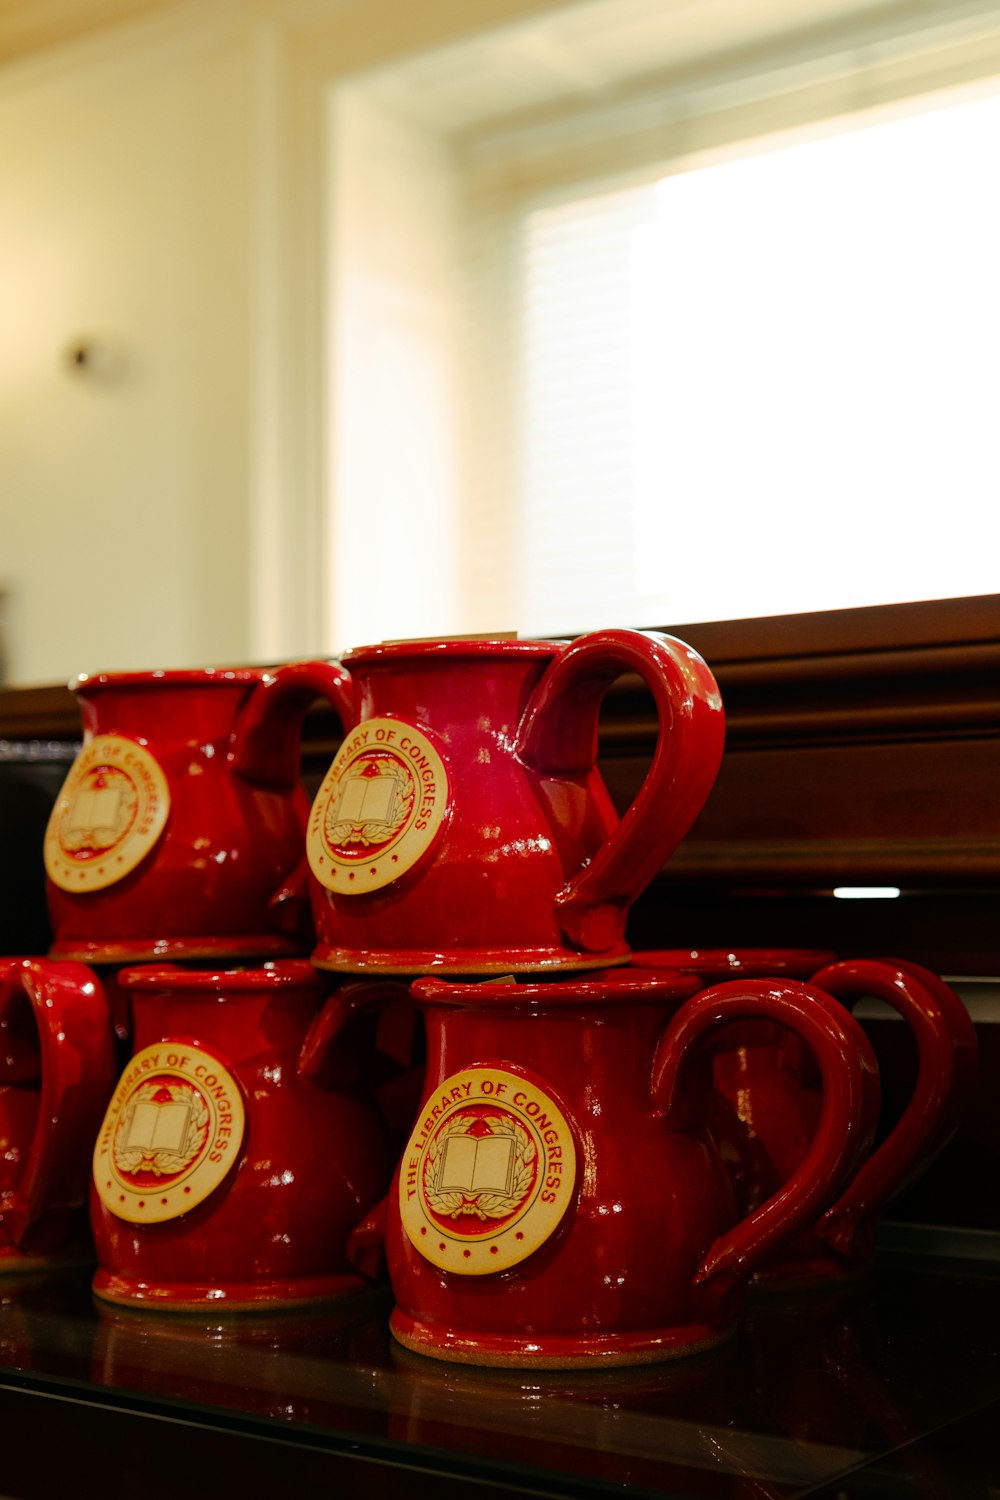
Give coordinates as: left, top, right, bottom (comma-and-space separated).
490, 1245, 499, 1255
138, 1201, 145, 1209
118, 1195, 125, 1203
370, 867, 377, 876
161, 1198, 168, 1206
420, 1227, 427, 1236
184, 1186, 192, 1195
439, 1243, 446, 1252
392, 855, 399, 863
348, 873, 355, 881
515, 1232, 524, 1241
463, 1250, 472, 1259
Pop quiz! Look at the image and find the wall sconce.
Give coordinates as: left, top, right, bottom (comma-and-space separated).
62, 336, 127, 384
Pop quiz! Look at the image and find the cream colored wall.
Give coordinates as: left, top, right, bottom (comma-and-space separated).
0, 5, 254, 685
0, 0, 579, 687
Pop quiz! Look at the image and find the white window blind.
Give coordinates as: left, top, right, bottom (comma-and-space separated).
505, 84, 1000, 632
514, 183, 659, 633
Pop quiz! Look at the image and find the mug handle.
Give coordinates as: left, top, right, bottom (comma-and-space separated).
346, 1195, 389, 1283
806, 957, 979, 1259
230, 659, 354, 791
298, 977, 416, 1092
514, 629, 724, 953
651, 979, 881, 1298
299, 979, 418, 1284
230, 660, 355, 937
0, 959, 117, 1246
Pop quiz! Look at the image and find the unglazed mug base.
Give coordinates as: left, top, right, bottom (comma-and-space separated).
312, 943, 630, 977
389, 1309, 736, 1369
50, 933, 306, 965
92, 1267, 372, 1313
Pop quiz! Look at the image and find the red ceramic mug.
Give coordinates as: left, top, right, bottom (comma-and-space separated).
1, 957, 117, 1272
632, 949, 839, 1216
636, 951, 979, 1281
304, 631, 725, 975
763, 957, 978, 1280
631, 948, 837, 981
45, 662, 349, 964
329, 970, 878, 1366
89, 961, 394, 1310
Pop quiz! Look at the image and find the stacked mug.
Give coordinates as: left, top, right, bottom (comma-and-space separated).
20, 661, 390, 1306
0, 631, 977, 1368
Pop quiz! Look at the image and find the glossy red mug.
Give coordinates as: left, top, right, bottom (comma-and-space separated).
1, 957, 117, 1272
635, 950, 979, 1281
89, 961, 394, 1310
330, 970, 878, 1366
45, 663, 348, 964
305, 631, 725, 975
632, 949, 837, 981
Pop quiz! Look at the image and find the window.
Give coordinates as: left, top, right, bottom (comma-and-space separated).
513, 90, 1000, 632
325, 8, 1000, 649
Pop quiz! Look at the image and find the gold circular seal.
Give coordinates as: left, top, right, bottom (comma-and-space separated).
44, 735, 170, 892
93, 1043, 245, 1224
307, 717, 449, 895
399, 1067, 578, 1275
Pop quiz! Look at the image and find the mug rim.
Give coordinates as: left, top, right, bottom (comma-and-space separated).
71, 666, 273, 693
410, 970, 702, 1008
118, 959, 319, 992
631, 948, 837, 977
341, 638, 564, 666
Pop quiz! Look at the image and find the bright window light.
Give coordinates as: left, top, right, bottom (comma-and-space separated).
515, 87, 1000, 634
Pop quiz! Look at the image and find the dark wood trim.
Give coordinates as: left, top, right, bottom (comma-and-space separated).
658, 835, 1000, 886
650, 591, 1000, 662
0, 683, 78, 741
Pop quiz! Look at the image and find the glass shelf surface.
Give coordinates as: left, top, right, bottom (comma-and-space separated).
0, 1235, 997, 1498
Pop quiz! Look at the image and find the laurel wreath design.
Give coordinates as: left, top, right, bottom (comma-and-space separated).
114, 1083, 210, 1178
325, 818, 404, 847
423, 1113, 536, 1220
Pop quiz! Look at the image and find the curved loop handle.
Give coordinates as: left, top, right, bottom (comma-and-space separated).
347, 1194, 389, 1282
515, 630, 724, 953
0, 959, 117, 1245
265, 858, 314, 940
231, 659, 354, 791
299, 977, 414, 1090
808, 957, 979, 1259
651, 979, 880, 1294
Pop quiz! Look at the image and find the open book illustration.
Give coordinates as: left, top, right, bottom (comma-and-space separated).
68, 784, 124, 842
435, 1133, 516, 1197
122, 1098, 193, 1155
334, 766, 407, 828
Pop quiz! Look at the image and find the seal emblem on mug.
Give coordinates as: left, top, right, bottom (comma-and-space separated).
399, 1066, 578, 1274
93, 1043, 245, 1224
44, 734, 170, 892
307, 717, 449, 895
